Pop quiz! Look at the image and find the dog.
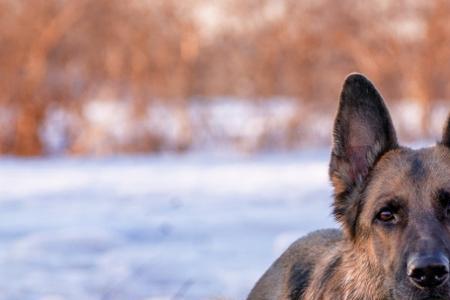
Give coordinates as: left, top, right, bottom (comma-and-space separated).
247, 73, 450, 300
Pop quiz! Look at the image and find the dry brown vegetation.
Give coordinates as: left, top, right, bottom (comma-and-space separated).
1, 0, 450, 155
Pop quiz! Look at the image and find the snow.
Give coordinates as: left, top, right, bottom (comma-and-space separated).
0, 150, 337, 300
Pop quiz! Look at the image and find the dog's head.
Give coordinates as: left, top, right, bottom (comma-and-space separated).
330, 74, 450, 299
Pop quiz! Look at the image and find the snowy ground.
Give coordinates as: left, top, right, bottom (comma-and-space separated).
0, 150, 337, 300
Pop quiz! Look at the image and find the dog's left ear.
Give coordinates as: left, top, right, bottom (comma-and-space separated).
330, 74, 398, 236
441, 115, 450, 147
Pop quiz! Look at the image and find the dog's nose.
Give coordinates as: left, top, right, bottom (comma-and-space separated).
407, 255, 449, 288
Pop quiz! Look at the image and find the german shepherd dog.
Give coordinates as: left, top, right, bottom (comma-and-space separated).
247, 73, 450, 300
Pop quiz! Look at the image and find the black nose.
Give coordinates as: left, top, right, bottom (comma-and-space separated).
407, 255, 450, 288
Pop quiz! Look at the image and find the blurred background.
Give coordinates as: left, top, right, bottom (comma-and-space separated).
1, 0, 450, 299
2, 0, 450, 156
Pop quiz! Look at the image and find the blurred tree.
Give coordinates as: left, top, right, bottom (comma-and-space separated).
406, 0, 450, 136
0, 0, 199, 155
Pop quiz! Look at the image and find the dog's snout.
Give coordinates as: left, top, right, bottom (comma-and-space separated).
407, 254, 450, 288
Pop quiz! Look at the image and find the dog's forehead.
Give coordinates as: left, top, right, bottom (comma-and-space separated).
367, 146, 450, 199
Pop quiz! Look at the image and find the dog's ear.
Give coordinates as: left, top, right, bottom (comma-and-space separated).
441, 114, 450, 147
330, 73, 398, 236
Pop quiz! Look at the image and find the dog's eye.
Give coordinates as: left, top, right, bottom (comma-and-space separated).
438, 190, 450, 217
376, 208, 396, 223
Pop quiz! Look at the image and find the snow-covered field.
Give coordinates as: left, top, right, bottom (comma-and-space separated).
0, 150, 337, 300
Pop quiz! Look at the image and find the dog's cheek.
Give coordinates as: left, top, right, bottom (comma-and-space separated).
369, 227, 400, 275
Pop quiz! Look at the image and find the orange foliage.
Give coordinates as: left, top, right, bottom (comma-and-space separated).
0, 0, 449, 155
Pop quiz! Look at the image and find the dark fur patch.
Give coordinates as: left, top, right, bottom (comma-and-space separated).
409, 156, 426, 182
289, 254, 342, 300
288, 264, 310, 300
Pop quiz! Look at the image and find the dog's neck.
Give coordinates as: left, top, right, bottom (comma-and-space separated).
303, 242, 388, 300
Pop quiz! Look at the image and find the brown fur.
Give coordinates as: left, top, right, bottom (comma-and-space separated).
247, 74, 450, 300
